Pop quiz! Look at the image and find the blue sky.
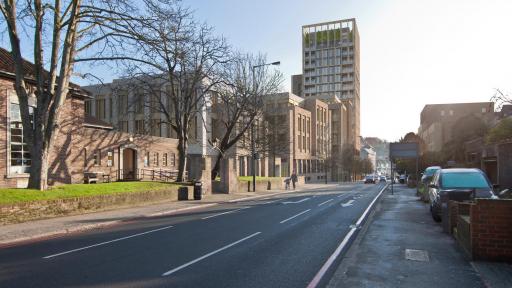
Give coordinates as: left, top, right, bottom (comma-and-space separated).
182, 0, 512, 141
3, 0, 512, 141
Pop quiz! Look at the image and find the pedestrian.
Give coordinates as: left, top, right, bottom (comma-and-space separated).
284, 177, 291, 190
291, 171, 298, 190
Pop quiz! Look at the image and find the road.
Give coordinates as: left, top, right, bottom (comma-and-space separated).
0, 182, 387, 288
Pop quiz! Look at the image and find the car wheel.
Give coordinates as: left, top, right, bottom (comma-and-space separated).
431, 203, 441, 222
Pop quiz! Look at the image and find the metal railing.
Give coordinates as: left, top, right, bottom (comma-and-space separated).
116, 168, 188, 182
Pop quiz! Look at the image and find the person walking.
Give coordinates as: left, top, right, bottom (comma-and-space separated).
284, 177, 291, 190
291, 171, 298, 190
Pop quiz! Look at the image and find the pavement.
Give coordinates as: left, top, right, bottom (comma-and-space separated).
0, 182, 384, 287
327, 184, 512, 288
0, 182, 340, 247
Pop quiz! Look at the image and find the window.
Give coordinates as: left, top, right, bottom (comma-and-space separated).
298, 116, 301, 131
9, 103, 32, 174
93, 149, 101, 165
481, 107, 487, 113
151, 119, 161, 136
109, 98, 113, 119
170, 153, 176, 166
135, 91, 144, 114
153, 152, 159, 166
163, 153, 168, 166
118, 92, 128, 113
95, 99, 106, 119
440, 110, 445, 116
107, 150, 113, 167
144, 152, 149, 167
449, 110, 454, 116
298, 135, 302, 150
118, 121, 129, 132
441, 172, 490, 189
135, 120, 145, 134
84, 100, 92, 116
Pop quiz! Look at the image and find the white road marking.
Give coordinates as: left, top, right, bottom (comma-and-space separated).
341, 200, 355, 207
260, 200, 277, 204
318, 198, 334, 206
161, 232, 261, 276
279, 209, 311, 224
43, 225, 174, 259
337, 194, 345, 198
282, 197, 310, 204
307, 184, 389, 288
202, 207, 249, 220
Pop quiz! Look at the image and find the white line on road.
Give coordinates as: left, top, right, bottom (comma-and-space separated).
279, 209, 311, 224
43, 225, 174, 259
318, 198, 334, 206
201, 207, 249, 220
161, 232, 262, 277
341, 200, 355, 207
337, 194, 345, 198
282, 197, 310, 204
307, 184, 389, 288
260, 200, 277, 205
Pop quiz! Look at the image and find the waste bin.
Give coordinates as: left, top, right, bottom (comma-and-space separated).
194, 181, 202, 200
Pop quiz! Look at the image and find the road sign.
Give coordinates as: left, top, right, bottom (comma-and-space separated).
389, 142, 419, 159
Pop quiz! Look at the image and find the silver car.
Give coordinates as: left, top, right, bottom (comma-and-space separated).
428, 168, 495, 222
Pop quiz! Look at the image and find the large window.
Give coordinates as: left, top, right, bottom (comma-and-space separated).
95, 98, 106, 119
84, 100, 92, 115
9, 103, 32, 174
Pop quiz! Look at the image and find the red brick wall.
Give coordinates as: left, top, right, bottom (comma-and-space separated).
470, 199, 512, 262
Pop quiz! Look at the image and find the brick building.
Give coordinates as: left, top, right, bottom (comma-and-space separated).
418, 102, 495, 152
0, 47, 179, 188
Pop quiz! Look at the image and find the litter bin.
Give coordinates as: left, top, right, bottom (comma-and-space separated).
194, 181, 203, 200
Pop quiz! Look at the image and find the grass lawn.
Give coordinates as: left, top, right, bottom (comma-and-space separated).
237, 176, 281, 182
0, 181, 179, 205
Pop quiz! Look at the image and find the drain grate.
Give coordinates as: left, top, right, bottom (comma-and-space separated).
405, 249, 429, 262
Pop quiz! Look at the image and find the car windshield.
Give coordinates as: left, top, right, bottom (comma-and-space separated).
425, 168, 440, 177
441, 172, 490, 189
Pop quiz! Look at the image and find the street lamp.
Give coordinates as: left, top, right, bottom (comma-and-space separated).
250, 61, 280, 192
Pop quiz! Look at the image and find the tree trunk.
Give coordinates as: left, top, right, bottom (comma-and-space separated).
176, 137, 187, 182
27, 137, 50, 190
211, 153, 223, 180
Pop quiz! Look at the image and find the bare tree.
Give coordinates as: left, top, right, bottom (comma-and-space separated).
209, 53, 283, 179
120, 0, 229, 182
491, 89, 511, 111
0, 0, 137, 190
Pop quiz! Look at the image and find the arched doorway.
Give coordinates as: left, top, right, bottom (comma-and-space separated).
122, 148, 137, 180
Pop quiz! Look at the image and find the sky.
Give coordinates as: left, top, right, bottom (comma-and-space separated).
184, 0, 512, 142
3, 0, 512, 142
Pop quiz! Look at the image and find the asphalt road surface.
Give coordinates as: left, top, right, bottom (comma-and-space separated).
0, 182, 387, 288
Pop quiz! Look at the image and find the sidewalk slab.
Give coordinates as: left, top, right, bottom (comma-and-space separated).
0, 183, 339, 247
328, 185, 485, 288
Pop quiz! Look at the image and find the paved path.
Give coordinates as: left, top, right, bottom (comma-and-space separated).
0, 182, 382, 288
327, 185, 485, 288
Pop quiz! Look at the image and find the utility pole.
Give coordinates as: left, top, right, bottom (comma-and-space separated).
251, 61, 280, 192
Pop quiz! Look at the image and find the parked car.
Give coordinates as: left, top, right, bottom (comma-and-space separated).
428, 168, 496, 222
379, 176, 387, 182
364, 175, 376, 184
417, 166, 441, 201
399, 174, 407, 184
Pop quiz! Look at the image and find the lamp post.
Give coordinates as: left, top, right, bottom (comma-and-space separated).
250, 61, 280, 192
